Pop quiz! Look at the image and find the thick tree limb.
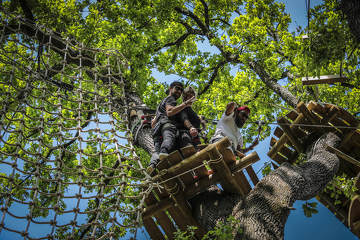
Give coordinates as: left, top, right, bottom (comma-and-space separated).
199, 0, 210, 28
198, 60, 227, 96
175, 7, 209, 34
248, 61, 298, 108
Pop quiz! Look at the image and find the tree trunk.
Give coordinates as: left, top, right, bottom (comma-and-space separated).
190, 132, 340, 240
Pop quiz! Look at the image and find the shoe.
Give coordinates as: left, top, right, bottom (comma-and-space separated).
159, 153, 169, 161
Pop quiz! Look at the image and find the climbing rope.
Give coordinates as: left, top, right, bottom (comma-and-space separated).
0, 11, 155, 240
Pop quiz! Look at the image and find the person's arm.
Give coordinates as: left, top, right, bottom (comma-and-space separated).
225, 102, 236, 116
184, 119, 198, 137
180, 109, 198, 137
166, 96, 196, 117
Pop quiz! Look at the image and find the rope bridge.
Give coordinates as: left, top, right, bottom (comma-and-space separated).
0, 11, 154, 239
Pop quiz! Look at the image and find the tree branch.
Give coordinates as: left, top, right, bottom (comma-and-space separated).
175, 7, 208, 34
212, 18, 231, 26
199, 0, 210, 28
198, 60, 227, 96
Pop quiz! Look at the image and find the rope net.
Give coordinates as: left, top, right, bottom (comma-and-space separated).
0, 11, 152, 239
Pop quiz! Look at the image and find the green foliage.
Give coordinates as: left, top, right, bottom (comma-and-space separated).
324, 173, 358, 205
302, 201, 318, 218
294, 153, 307, 165
261, 162, 272, 176
174, 216, 242, 240
2, 0, 360, 238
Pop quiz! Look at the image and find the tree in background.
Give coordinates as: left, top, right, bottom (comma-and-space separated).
1, 0, 359, 239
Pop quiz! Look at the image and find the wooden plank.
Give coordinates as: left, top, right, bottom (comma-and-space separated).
196, 144, 208, 151
172, 193, 206, 238
338, 108, 359, 127
302, 74, 348, 85
274, 127, 284, 138
348, 195, 360, 236
290, 124, 308, 139
245, 165, 259, 185
185, 174, 221, 199
234, 171, 252, 194
272, 153, 288, 165
286, 110, 299, 121
156, 211, 177, 239
326, 145, 360, 168
178, 146, 199, 186
159, 138, 231, 181
180, 145, 197, 158
145, 193, 177, 239
228, 151, 260, 172
321, 105, 340, 124
207, 145, 244, 195
143, 197, 173, 219
278, 117, 304, 153
270, 137, 277, 147
278, 145, 295, 159
167, 207, 188, 231
268, 113, 305, 158
143, 218, 165, 240
218, 146, 236, 164
166, 151, 183, 167
297, 101, 320, 124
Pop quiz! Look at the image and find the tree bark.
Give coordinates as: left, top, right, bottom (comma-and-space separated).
190, 132, 340, 240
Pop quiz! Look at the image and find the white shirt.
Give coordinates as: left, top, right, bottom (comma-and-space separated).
211, 112, 243, 151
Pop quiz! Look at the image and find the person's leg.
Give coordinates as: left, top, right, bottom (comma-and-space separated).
149, 136, 161, 166
159, 123, 177, 154
178, 129, 193, 149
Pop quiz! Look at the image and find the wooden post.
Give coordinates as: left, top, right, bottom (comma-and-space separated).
278, 117, 304, 153
246, 166, 259, 185
143, 218, 165, 240
302, 75, 348, 85
144, 193, 177, 239
207, 145, 245, 195
142, 198, 174, 220
326, 145, 360, 168
229, 151, 260, 172
160, 170, 206, 238
349, 195, 360, 237
297, 101, 320, 124
268, 112, 305, 159
340, 130, 357, 151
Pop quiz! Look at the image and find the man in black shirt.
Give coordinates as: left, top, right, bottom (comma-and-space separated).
148, 81, 195, 174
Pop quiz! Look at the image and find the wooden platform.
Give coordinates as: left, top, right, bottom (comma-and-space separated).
143, 137, 260, 239
302, 75, 348, 85
268, 101, 360, 237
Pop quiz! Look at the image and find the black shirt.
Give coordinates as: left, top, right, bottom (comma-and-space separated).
179, 107, 201, 130
155, 95, 178, 123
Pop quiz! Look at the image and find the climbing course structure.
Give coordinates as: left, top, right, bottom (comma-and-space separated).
142, 137, 260, 239
267, 101, 360, 237
0, 10, 155, 239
